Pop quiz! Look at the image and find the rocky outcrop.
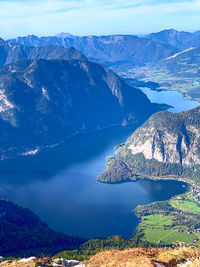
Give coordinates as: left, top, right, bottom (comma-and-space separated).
127, 108, 200, 166
99, 107, 200, 183
83, 247, 200, 267
1, 247, 200, 267
0, 257, 85, 267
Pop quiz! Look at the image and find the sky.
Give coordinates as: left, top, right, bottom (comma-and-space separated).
0, 0, 200, 39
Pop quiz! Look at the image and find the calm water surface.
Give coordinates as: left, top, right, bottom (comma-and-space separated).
140, 87, 199, 113
0, 88, 197, 238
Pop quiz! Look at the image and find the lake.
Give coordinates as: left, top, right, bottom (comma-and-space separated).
140, 87, 199, 113
0, 87, 198, 239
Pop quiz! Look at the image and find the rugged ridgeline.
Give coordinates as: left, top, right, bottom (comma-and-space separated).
0, 199, 84, 256
8, 34, 179, 67
146, 28, 200, 50
0, 38, 86, 66
98, 107, 200, 184
129, 45, 200, 101
0, 58, 167, 159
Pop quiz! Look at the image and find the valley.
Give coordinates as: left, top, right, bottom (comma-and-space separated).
122, 58, 200, 101
118, 31, 200, 101
1, 28, 200, 260
0, 86, 196, 256
2, 0, 200, 262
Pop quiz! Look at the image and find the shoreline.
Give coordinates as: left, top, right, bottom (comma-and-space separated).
98, 172, 194, 187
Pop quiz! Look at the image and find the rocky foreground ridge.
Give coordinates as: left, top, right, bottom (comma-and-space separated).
1, 247, 200, 267
99, 107, 200, 183
0, 257, 85, 267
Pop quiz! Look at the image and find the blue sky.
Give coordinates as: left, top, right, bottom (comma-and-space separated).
0, 0, 200, 39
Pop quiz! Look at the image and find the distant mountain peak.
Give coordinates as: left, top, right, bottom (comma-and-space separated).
147, 29, 200, 50
163, 28, 177, 33
194, 30, 200, 36
55, 32, 77, 39
27, 34, 38, 37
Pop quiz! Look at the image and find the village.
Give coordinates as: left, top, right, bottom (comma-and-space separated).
170, 186, 200, 245
191, 186, 200, 203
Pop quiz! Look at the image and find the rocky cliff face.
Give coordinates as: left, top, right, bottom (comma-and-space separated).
0, 58, 166, 159
127, 108, 200, 166
98, 107, 200, 183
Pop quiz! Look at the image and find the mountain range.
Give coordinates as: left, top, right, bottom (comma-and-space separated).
98, 107, 200, 183
8, 29, 200, 69
1, 28, 200, 257
0, 38, 86, 66
8, 34, 179, 68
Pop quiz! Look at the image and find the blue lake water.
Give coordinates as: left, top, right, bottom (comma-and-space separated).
140, 87, 199, 113
0, 87, 198, 239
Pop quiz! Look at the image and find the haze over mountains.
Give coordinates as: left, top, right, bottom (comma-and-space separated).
8, 34, 179, 67
7, 29, 200, 75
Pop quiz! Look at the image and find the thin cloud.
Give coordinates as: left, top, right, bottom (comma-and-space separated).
0, 0, 199, 38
